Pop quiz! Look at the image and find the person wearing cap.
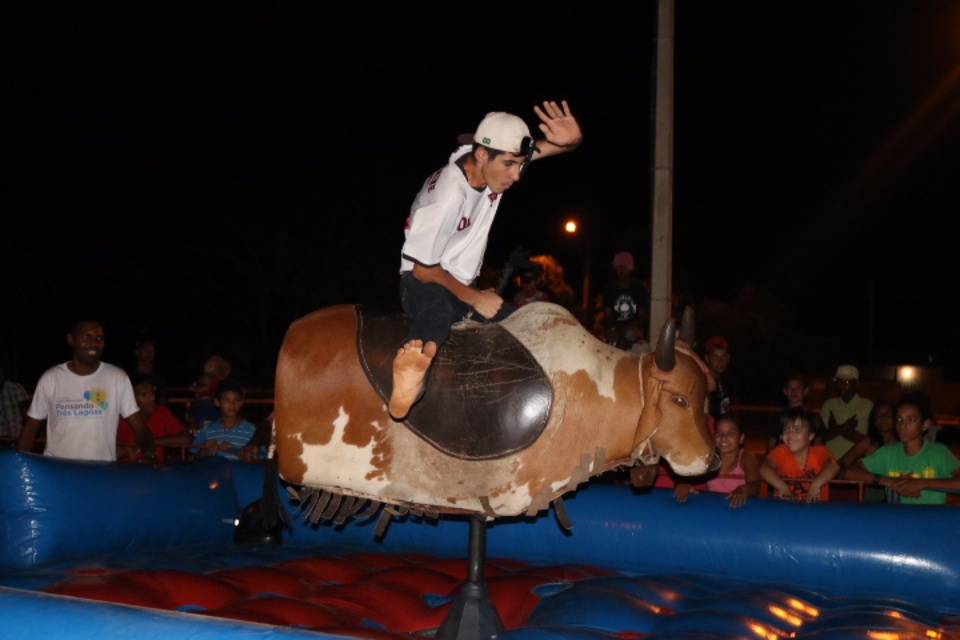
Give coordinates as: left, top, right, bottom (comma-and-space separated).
819, 364, 874, 460
599, 251, 649, 351
390, 101, 582, 420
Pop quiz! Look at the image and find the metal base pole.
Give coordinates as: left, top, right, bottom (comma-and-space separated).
436, 516, 504, 640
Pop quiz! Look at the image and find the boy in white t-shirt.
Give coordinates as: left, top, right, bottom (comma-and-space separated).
17, 320, 157, 462
390, 101, 582, 420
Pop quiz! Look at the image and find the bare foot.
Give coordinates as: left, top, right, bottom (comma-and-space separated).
388, 340, 437, 420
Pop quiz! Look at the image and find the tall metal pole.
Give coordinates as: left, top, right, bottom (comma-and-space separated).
867, 278, 875, 366
581, 236, 591, 323
650, 0, 675, 337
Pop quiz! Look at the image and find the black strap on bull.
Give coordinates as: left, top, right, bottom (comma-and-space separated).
356, 305, 553, 460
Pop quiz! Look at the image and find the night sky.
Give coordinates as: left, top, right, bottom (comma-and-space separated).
6, 2, 960, 397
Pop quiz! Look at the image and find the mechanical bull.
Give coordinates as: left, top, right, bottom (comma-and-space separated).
274, 302, 717, 529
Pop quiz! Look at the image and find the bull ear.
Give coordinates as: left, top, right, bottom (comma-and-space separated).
679, 307, 696, 346
655, 317, 677, 372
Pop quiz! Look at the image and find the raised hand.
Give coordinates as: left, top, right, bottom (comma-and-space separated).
534, 100, 582, 148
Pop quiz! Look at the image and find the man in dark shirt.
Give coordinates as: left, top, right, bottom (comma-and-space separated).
599, 251, 649, 350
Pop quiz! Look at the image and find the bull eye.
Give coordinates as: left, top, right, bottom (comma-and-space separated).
672, 396, 689, 409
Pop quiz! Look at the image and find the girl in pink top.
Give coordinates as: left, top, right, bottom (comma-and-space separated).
676, 414, 760, 508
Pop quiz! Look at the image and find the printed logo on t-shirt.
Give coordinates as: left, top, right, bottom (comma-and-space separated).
892, 469, 933, 479
85, 388, 108, 408
56, 387, 109, 418
612, 294, 638, 322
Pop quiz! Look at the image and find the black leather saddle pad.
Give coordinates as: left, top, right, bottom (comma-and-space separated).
355, 306, 553, 460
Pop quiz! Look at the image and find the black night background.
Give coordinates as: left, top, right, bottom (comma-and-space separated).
5, 1, 960, 403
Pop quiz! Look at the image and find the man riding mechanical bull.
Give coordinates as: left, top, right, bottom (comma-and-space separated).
390, 101, 582, 421
272, 103, 718, 527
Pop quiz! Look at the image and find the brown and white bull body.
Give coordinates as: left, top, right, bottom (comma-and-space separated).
275, 302, 716, 518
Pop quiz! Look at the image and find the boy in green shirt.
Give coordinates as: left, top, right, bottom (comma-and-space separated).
846, 392, 960, 504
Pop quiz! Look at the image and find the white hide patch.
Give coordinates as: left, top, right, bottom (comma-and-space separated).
501, 303, 629, 400
298, 405, 387, 494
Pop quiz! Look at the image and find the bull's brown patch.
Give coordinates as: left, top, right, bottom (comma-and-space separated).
276, 434, 307, 484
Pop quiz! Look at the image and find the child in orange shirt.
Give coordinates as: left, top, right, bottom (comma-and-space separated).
761, 407, 839, 502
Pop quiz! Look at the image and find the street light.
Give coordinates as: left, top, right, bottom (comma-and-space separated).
564, 219, 591, 322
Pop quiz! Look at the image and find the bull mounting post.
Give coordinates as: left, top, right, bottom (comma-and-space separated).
436, 516, 504, 640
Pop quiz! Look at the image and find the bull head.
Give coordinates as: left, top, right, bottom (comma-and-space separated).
632, 309, 717, 475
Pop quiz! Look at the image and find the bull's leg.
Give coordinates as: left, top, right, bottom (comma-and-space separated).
388, 339, 436, 420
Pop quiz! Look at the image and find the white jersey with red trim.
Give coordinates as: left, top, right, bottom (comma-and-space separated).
400, 145, 502, 285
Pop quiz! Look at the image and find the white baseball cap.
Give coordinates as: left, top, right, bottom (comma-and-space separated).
469, 112, 531, 154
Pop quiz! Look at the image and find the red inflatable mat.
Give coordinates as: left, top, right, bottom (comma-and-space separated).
43, 552, 615, 636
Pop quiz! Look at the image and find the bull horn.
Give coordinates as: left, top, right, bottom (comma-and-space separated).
679, 306, 696, 346
655, 317, 677, 372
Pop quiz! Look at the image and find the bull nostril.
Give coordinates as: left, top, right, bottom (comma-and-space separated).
709, 450, 721, 472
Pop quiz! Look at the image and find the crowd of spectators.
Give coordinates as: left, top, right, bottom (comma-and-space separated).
2, 312, 959, 506
3, 319, 269, 466
660, 351, 960, 506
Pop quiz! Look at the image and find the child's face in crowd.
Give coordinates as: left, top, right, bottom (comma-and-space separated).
714, 419, 743, 453
204, 356, 231, 378
134, 384, 157, 413
873, 404, 895, 435
136, 343, 155, 364
781, 418, 814, 452
783, 380, 807, 407
216, 391, 244, 419
895, 404, 928, 443
706, 348, 730, 375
